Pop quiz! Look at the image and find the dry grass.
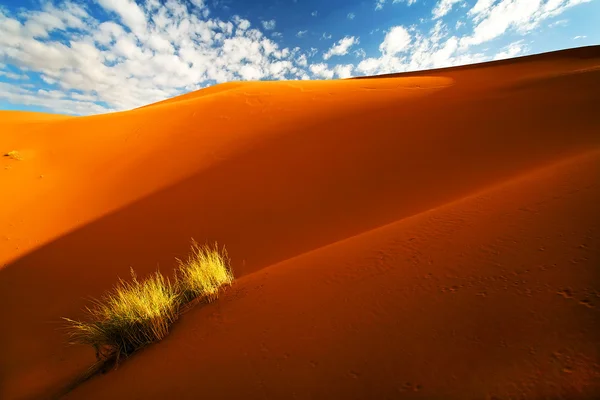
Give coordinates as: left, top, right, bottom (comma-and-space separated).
63, 241, 233, 368
63, 269, 179, 364
3, 150, 23, 160
175, 240, 234, 304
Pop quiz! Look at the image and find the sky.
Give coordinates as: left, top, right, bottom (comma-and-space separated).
0, 0, 598, 115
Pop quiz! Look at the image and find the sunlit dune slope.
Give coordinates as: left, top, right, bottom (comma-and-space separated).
65, 147, 600, 400
134, 81, 247, 109
0, 45, 599, 399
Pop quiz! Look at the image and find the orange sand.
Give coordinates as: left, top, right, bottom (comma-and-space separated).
1, 46, 599, 399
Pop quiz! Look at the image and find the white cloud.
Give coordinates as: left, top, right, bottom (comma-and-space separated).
493, 40, 525, 60
347, 12, 356, 19
296, 54, 308, 67
573, 35, 587, 39
433, 0, 463, 19
323, 36, 358, 60
430, 36, 459, 66
0, 0, 314, 114
311, 11, 318, 16
549, 19, 568, 27
334, 64, 354, 78
96, 0, 147, 37
261, 19, 276, 30
238, 64, 263, 80
376, 0, 417, 10
309, 63, 334, 79
430, 20, 448, 44
37, 89, 65, 99
233, 15, 251, 32
269, 60, 293, 78
357, 57, 385, 75
356, 19, 492, 77
354, 48, 367, 58
0, 70, 29, 80
0, 81, 112, 115
19, 1, 90, 38
296, 30, 308, 38
468, 0, 496, 20
461, 0, 592, 49
379, 26, 411, 55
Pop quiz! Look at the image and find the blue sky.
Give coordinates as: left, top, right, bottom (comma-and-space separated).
0, 0, 598, 115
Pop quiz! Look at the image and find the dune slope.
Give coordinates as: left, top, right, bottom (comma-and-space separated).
0, 46, 599, 399
65, 147, 600, 400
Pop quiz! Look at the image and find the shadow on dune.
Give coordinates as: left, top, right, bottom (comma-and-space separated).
63, 149, 600, 400
1, 47, 599, 399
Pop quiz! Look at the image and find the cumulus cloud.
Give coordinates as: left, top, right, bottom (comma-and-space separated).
468, 0, 496, 19
0, 81, 114, 115
376, 0, 417, 10
354, 48, 367, 58
460, 0, 592, 49
432, 0, 463, 19
323, 36, 358, 60
308, 63, 352, 79
261, 19, 276, 30
309, 63, 334, 79
296, 54, 308, 67
333, 64, 354, 78
379, 26, 411, 55
0, 70, 30, 80
493, 40, 526, 60
96, 0, 147, 36
548, 19, 568, 27
347, 12, 356, 20
357, 20, 490, 77
0, 0, 315, 114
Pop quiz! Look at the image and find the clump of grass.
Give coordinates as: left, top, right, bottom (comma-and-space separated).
175, 240, 234, 304
63, 269, 179, 365
63, 241, 233, 370
3, 150, 22, 160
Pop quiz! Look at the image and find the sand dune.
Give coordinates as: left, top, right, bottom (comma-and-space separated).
65, 147, 600, 400
0, 46, 599, 399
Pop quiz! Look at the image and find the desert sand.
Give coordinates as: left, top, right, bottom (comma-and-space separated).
0, 45, 599, 399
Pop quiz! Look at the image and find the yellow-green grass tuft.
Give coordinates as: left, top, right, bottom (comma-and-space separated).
175, 240, 234, 304
63, 268, 179, 364
63, 241, 234, 368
